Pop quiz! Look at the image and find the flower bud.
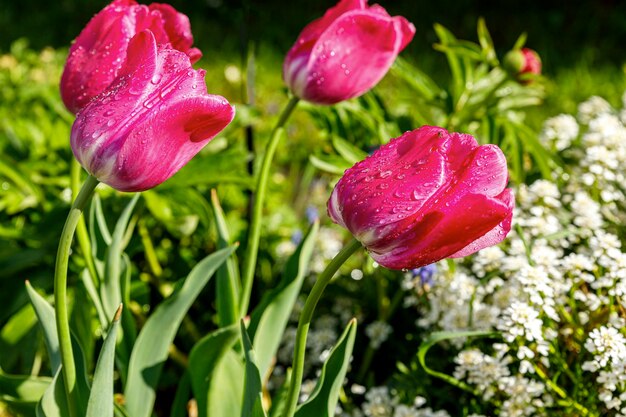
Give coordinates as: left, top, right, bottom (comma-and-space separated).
328, 126, 514, 270
283, 0, 415, 105
504, 47, 541, 83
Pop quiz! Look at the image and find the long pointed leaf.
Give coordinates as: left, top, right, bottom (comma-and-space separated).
36, 368, 68, 417
248, 222, 319, 380
211, 189, 241, 327
188, 324, 240, 417
294, 319, 357, 417
101, 195, 139, 320
86, 305, 123, 417
124, 245, 236, 417
241, 321, 267, 417
26, 284, 91, 414
25, 281, 60, 374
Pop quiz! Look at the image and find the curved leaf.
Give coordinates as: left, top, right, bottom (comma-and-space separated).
123, 245, 236, 417
86, 305, 123, 417
25, 281, 60, 374
188, 324, 240, 417
294, 319, 357, 417
248, 221, 319, 380
241, 321, 267, 417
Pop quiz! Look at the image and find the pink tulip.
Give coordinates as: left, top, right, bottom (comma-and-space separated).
283, 0, 415, 105
328, 126, 514, 270
61, 0, 202, 114
70, 30, 235, 192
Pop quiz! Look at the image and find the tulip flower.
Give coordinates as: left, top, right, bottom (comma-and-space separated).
61, 0, 201, 114
70, 30, 235, 192
328, 126, 514, 270
504, 47, 542, 83
283, 0, 415, 105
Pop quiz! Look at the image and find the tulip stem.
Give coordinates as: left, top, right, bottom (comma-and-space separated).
282, 237, 362, 417
70, 158, 100, 287
54, 174, 99, 417
239, 95, 300, 317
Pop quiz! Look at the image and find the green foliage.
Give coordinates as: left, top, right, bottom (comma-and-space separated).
2, 8, 626, 417
294, 319, 357, 417
123, 246, 236, 417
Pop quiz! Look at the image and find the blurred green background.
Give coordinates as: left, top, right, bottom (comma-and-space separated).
2, 0, 625, 66
2, 0, 625, 112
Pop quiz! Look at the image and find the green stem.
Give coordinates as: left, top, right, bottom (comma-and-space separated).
239, 96, 300, 317
71, 159, 99, 287
54, 174, 99, 417
282, 238, 362, 417
534, 364, 591, 416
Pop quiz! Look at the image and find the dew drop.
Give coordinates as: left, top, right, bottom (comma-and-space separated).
150, 74, 162, 84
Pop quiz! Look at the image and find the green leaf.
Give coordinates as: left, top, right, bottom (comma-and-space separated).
0, 369, 51, 416
188, 324, 240, 417
391, 57, 442, 101
25, 284, 91, 415
512, 32, 528, 50
241, 320, 267, 417
86, 305, 123, 417
123, 245, 236, 417
294, 319, 357, 417
170, 372, 192, 417
331, 136, 368, 165
35, 337, 91, 416
211, 189, 241, 327
143, 188, 212, 238
417, 330, 498, 395
91, 194, 112, 248
207, 351, 245, 417
101, 194, 139, 321
157, 147, 253, 190
309, 155, 350, 175
36, 368, 69, 417
24, 281, 60, 374
477, 18, 497, 64
248, 221, 319, 380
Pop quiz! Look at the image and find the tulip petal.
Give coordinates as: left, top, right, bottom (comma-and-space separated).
288, 0, 366, 58
450, 189, 514, 258
60, 0, 138, 113
103, 95, 234, 191
148, 3, 201, 63
453, 144, 509, 198
372, 192, 512, 269
61, 0, 202, 114
300, 11, 403, 104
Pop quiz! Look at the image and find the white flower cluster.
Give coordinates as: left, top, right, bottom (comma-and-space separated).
582, 326, 626, 413
411, 93, 626, 415
336, 386, 452, 417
